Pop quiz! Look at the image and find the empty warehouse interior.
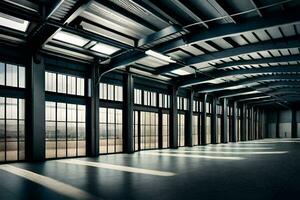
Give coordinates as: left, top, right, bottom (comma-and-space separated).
1, 0, 300, 199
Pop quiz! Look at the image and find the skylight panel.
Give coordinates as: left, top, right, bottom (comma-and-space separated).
90, 42, 120, 55
171, 69, 190, 75
0, 12, 29, 32
53, 31, 89, 47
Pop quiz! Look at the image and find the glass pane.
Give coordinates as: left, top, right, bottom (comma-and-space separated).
0, 120, 4, 161
99, 108, 107, 123
67, 104, 76, 122
18, 66, 25, 88
67, 122, 76, 157
76, 77, 84, 96
0, 63, 5, 85
6, 98, 18, 119
0, 97, 4, 119
6, 120, 18, 161
57, 74, 67, 93
67, 76, 76, 95
108, 84, 114, 100
57, 103, 66, 121
57, 122, 66, 158
46, 102, 56, 121
19, 120, 25, 160
6, 64, 18, 87
78, 105, 85, 122
19, 99, 25, 120
78, 123, 86, 156
46, 121, 56, 158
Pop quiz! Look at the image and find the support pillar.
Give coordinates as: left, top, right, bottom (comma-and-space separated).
221, 98, 228, 143
26, 54, 45, 161
232, 101, 237, 142
170, 87, 178, 148
87, 63, 99, 156
186, 90, 193, 147
201, 94, 207, 145
292, 109, 297, 138
276, 111, 280, 138
123, 73, 134, 153
241, 104, 246, 141
211, 97, 217, 144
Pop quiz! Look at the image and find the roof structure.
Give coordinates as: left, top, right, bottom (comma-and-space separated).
1, 0, 300, 107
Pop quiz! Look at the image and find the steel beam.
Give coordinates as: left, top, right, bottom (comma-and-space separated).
212, 54, 300, 70
195, 75, 300, 93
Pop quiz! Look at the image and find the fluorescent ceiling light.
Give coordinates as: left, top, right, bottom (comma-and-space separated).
145, 50, 176, 63
171, 69, 190, 75
53, 31, 89, 47
90, 42, 120, 55
0, 12, 29, 32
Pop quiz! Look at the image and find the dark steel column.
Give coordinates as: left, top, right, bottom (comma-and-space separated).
158, 109, 163, 148
123, 73, 134, 153
26, 54, 45, 161
211, 97, 217, 144
241, 104, 246, 141
221, 98, 228, 143
275, 111, 280, 138
186, 90, 194, 147
170, 86, 178, 148
292, 109, 297, 138
87, 63, 99, 156
232, 101, 237, 142
201, 94, 207, 145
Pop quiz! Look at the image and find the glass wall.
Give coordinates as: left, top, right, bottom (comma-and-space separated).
178, 113, 185, 147
140, 111, 158, 150
45, 71, 85, 96
99, 108, 123, 154
0, 63, 25, 88
192, 115, 199, 146
206, 116, 211, 144
162, 113, 170, 148
133, 111, 139, 151
0, 97, 25, 162
100, 83, 123, 101
45, 102, 86, 159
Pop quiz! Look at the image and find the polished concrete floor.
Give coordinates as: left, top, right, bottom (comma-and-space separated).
0, 138, 300, 200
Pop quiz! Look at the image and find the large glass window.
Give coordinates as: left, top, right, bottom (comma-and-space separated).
99, 108, 123, 154
45, 102, 86, 159
100, 83, 123, 101
134, 111, 158, 150
0, 63, 25, 88
162, 113, 170, 148
45, 71, 85, 96
143, 91, 157, 107
178, 114, 185, 147
177, 97, 188, 110
140, 112, 158, 150
206, 116, 211, 144
134, 89, 142, 105
159, 94, 170, 108
0, 97, 25, 162
192, 115, 199, 146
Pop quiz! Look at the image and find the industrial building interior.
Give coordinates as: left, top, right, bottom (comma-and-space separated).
0, 0, 300, 199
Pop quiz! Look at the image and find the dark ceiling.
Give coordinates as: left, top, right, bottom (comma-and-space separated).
0, 0, 300, 107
